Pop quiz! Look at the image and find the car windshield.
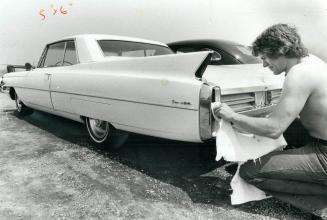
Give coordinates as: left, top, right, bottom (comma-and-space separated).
98, 40, 174, 57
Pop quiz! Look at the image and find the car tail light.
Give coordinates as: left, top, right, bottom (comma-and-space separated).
199, 83, 220, 141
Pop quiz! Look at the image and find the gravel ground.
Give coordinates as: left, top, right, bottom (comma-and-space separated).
0, 91, 314, 219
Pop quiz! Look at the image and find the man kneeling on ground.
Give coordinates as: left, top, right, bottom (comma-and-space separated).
212, 23, 327, 219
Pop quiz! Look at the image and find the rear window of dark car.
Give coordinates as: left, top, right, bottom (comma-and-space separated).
98, 40, 174, 57
234, 45, 262, 64
169, 41, 262, 65
171, 45, 241, 65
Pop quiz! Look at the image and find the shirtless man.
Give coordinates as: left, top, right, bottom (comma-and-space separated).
212, 24, 327, 218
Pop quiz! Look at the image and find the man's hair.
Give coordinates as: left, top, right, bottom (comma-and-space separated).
252, 24, 308, 59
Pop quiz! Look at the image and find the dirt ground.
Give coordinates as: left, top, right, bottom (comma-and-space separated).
0, 91, 313, 220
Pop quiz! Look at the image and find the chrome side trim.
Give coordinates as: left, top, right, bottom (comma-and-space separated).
199, 83, 220, 141
9, 86, 197, 111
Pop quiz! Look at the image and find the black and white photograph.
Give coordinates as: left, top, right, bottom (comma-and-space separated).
0, 0, 327, 219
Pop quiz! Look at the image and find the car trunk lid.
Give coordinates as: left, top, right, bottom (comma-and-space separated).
202, 64, 284, 94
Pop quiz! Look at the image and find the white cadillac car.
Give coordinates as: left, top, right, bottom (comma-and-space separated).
2, 34, 284, 149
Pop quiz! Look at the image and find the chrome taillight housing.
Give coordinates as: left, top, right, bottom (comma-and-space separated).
199, 83, 221, 141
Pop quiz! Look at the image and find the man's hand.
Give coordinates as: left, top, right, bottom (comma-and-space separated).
212, 102, 237, 122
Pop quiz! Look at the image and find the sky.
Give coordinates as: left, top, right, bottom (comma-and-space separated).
0, 0, 327, 67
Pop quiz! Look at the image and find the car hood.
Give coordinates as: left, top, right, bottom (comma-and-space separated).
202, 64, 284, 94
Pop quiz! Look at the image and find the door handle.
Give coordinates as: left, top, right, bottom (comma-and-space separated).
45, 73, 52, 80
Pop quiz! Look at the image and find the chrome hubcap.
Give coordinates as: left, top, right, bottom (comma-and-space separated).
88, 118, 109, 140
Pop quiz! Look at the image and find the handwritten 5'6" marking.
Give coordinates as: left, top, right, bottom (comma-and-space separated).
39, 3, 73, 20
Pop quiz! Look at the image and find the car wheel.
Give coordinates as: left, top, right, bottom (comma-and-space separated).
85, 117, 128, 150
15, 92, 33, 116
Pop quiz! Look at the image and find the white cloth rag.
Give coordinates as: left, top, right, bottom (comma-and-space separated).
211, 103, 287, 205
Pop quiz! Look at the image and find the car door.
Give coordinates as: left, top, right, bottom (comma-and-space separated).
22, 41, 66, 110
49, 40, 78, 113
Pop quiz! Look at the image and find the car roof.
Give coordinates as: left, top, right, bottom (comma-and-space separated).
167, 39, 248, 52
53, 34, 168, 47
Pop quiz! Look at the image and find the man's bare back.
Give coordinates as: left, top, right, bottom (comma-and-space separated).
289, 55, 327, 140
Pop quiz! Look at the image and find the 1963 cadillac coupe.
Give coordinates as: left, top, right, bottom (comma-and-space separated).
2, 34, 284, 148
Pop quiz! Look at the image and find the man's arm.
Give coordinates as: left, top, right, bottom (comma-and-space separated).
215, 71, 313, 139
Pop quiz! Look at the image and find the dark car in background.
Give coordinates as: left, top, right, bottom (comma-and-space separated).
0, 64, 33, 92
168, 39, 262, 65
6, 64, 33, 73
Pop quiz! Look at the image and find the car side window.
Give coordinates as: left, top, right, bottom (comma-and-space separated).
42, 42, 66, 67
215, 49, 240, 65
98, 40, 173, 57
175, 47, 197, 53
63, 41, 77, 66
174, 46, 228, 65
